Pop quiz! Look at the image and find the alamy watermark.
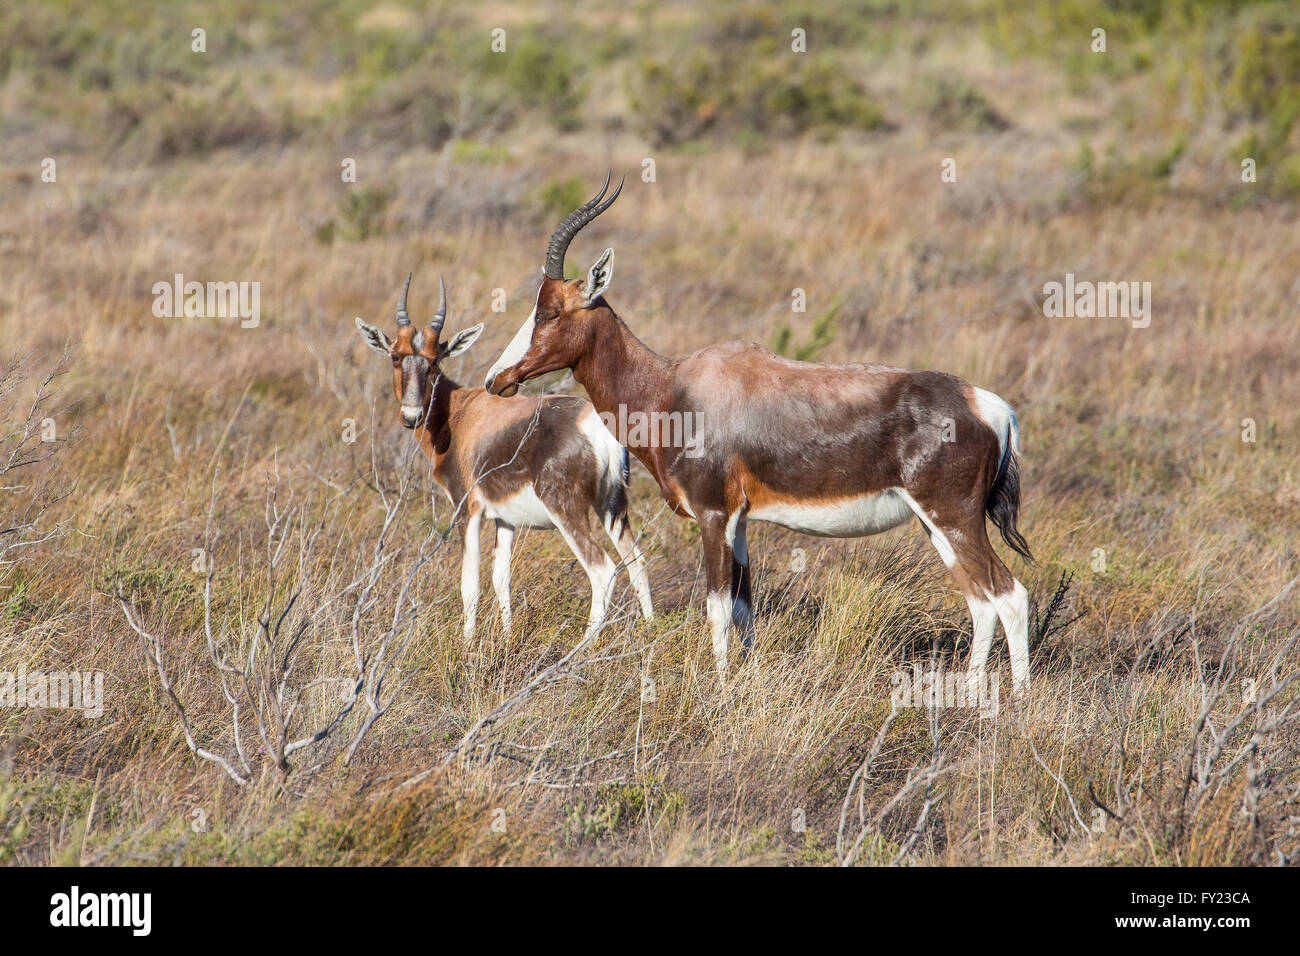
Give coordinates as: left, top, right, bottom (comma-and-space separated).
0, 665, 104, 718
152, 273, 260, 328
890, 664, 1000, 718
598, 404, 704, 457
1042, 273, 1151, 328
50, 886, 150, 936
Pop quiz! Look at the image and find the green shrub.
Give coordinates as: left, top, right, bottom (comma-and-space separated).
772, 299, 839, 362
108, 83, 299, 161
343, 65, 457, 151
1226, 7, 1300, 122
1277, 154, 1300, 198
494, 31, 585, 132
449, 138, 513, 166
536, 175, 591, 226
630, 42, 886, 146
314, 186, 392, 245
1149, 134, 1185, 179
918, 75, 1010, 133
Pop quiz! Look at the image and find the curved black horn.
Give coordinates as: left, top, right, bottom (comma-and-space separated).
429, 274, 447, 335
544, 171, 624, 280
396, 272, 413, 328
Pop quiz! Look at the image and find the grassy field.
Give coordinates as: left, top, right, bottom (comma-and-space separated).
1, 0, 1298, 865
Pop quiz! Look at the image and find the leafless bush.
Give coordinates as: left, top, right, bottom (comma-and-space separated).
398, 568, 673, 794
837, 705, 948, 866
1176, 578, 1300, 863
1083, 576, 1300, 864
118, 438, 447, 787
0, 349, 75, 588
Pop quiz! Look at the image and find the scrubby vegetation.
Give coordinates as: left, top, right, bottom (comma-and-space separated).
0, 0, 1297, 865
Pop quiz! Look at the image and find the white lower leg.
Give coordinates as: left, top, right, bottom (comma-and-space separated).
547, 506, 617, 643
707, 590, 733, 677
584, 558, 617, 641
460, 513, 482, 643
609, 524, 654, 621
492, 524, 514, 636
993, 579, 1031, 694
964, 593, 999, 699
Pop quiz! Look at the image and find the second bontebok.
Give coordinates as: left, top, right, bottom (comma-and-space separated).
357, 273, 654, 644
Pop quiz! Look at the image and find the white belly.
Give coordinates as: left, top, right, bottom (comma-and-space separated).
749, 488, 914, 538
481, 484, 555, 530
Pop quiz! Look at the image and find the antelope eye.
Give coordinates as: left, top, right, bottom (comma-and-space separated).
390, 352, 401, 365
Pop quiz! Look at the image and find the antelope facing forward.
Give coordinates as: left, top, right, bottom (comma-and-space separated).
486, 174, 1034, 694
356, 272, 654, 643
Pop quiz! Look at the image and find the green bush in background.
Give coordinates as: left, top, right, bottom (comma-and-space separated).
0, 0, 1295, 198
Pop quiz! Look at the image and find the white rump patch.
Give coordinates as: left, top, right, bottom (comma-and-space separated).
578, 408, 628, 531
972, 386, 1017, 457
579, 409, 625, 475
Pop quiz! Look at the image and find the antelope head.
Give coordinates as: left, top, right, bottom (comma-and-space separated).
485, 171, 622, 396
356, 273, 483, 428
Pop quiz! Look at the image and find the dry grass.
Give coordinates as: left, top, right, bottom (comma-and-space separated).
1, 0, 1298, 866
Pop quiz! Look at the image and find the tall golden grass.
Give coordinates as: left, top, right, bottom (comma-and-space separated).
1, 1, 1297, 865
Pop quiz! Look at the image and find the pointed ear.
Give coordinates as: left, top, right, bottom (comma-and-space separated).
582, 248, 614, 306
355, 316, 392, 354
441, 323, 484, 360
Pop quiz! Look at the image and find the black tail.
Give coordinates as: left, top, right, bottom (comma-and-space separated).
987, 439, 1033, 563
599, 446, 631, 537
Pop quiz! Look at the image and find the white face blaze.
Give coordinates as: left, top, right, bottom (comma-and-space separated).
485, 288, 541, 390
399, 353, 429, 425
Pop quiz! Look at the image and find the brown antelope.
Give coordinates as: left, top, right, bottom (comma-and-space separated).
485, 174, 1034, 694
356, 272, 654, 643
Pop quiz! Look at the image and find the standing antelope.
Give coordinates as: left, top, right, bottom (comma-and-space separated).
356, 272, 654, 643
485, 174, 1034, 694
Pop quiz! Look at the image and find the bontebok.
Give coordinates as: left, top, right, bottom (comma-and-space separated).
486, 174, 1033, 694
357, 273, 654, 643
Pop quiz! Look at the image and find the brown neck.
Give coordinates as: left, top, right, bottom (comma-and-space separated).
419, 370, 463, 456
572, 309, 672, 419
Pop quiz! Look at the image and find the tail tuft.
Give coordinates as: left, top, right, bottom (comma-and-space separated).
988, 420, 1033, 563
599, 444, 631, 537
